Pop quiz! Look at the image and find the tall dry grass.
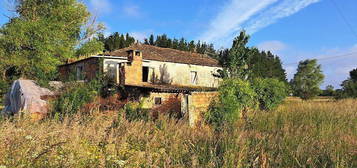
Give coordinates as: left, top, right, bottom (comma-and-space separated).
0, 99, 356, 167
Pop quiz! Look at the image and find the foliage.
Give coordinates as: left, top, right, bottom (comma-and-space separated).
252, 78, 289, 111
321, 85, 335, 96
217, 31, 253, 79
98, 32, 136, 52
249, 50, 287, 82
1, 99, 357, 167
123, 102, 149, 122
216, 31, 287, 82
336, 68, 357, 99
290, 59, 324, 100
0, 0, 102, 82
143, 34, 216, 54
205, 78, 257, 130
76, 39, 104, 57
51, 80, 100, 120
0, 80, 9, 105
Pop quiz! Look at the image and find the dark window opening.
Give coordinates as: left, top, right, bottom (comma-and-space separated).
154, 97, 162, 105
135, 51, 141, 56
127, 62, 132, 66
142, 66, 149, 82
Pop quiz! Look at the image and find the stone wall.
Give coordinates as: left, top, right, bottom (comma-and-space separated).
125, 51, 143, 85
58, 57, 100, 81
188, 91, 219, 127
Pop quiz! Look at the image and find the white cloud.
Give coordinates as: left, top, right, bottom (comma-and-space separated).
123, 5, 141, 17
198, 0, 277, 46
257, 40, 287, 53
89, 0, 112, 15
197, 0, 320, 47
244, 0, 321, 34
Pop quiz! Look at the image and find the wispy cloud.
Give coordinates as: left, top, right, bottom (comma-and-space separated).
257, 40, 287, 53
89, 0, 112, 15
198, 0, 277, 46
244, 0, 321, 34
123, 5, 141, 18
198, 0, 321, 47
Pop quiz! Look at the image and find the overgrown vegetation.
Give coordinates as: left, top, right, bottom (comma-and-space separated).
1, 99, 356, 167
205, 79, 257, 130
252, 78, 289, 111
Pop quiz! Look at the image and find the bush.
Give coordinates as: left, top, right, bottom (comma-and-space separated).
0, 80, 9, 105
51, 81, 100, 120
123, 102, 149, 122
205, 79, 257, 130
252, 78, 288, 111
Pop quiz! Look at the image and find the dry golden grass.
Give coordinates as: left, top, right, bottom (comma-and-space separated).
0, 99, 356, 167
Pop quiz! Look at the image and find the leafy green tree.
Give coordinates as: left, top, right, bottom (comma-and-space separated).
249, 50, 287, 82
252, 78, 288, 111
205, 79, 258, 130
0, 0, 101, 81
335, 68, 357, 99
76, 39, 104, 57
321, 85, 335, 96
349, 68, 357, 81
291, 59, 324, 100
219, 31, 254, 79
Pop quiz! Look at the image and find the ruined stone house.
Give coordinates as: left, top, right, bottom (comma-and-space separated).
58, 44, 221, 126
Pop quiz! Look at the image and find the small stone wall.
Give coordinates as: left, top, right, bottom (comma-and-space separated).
188, 91, 218, 127
58, 57, 100, 81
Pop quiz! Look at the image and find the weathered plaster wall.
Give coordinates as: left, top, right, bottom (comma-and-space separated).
142, 60, 221, 88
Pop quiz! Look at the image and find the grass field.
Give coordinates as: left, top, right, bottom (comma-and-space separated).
0, 99, 356, 167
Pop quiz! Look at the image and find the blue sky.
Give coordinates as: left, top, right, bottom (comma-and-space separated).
1, 0, 357, 88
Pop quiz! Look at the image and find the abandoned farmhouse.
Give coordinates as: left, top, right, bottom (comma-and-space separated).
58, 44, 222, 125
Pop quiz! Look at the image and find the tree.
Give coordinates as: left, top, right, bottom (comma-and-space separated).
0, 0, 101, 81
349, 68, 357, 81
101, 32, 136, 51
219, 31, 254, 79
321, 85, 335, 96
76, 39, 104, 57
248, 50, 287, 82
290, 59, 324, 100
205, 79, 257, 130
336, 68, 357, 99
143, 34, 216, 54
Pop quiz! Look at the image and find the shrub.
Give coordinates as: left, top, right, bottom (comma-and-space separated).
205, 79, 257, 130
51, 81, 100, 120
123, 102, 149, 122
252, 78, 288, 111
0, 80, 9, 105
